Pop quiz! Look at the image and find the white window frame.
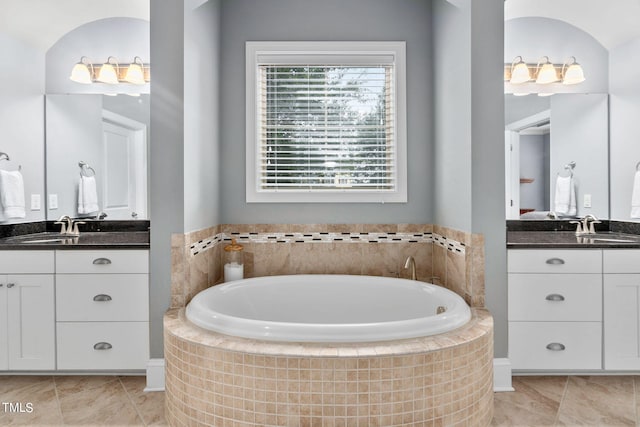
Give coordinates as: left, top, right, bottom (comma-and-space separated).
246, 41, 407, 203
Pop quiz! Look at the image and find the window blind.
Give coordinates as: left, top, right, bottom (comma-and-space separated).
257, 65, 395, 191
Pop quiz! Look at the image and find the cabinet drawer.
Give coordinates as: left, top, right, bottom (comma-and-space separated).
508, 249, 602, 273
509, 321, 601, 370
603, 250, 640, 273
508, 274, 602, 321
56, 250, 149, 274
0, 251, 54, 274
56, 274, 148, 321
57, 322, 149, 370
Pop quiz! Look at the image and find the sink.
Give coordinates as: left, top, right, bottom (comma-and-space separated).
21, 238, 72, 244
582, 233, 640, 243
1, 232, 70, 244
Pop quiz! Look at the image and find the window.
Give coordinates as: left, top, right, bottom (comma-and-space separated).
246, 41, 407, 203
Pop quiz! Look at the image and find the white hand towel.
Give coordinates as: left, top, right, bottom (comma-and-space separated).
0, 170, 25, 219
631, 171, 640, 218
554, 175, 576, 216
78, 175, 99, 214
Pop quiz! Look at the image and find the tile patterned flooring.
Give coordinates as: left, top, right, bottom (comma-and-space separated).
1, 374, 638, 426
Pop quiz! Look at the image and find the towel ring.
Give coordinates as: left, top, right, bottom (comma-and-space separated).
636, 161, 640, 171
0, 152, 9, 162
559, 161, 576, 178
78, 161, 96, 177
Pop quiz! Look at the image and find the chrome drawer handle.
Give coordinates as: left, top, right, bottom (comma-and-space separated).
545, 258, 565, 265
546, 343, 566, 351
545, 294, 565, 302
6, 283, 15, 288
93, 294, 112, 302
92, 258, 112, 265
93, 342, 113, 350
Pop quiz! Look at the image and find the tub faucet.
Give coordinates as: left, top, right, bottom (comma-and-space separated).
404, 256, 417, 280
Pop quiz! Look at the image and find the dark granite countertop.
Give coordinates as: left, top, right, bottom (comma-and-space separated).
0, 221, 149, 250
507, 231, 640, 249
0, 231, 149, 250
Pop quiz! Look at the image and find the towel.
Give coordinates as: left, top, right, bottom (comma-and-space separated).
0, 170, 25, 219
78, 175, 99, 214
554, 175, 576, 216
631, 171, 640, 218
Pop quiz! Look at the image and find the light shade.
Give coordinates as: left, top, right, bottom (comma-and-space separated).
538, 93, 554, 97
69, 57, 93, 84
96, 57, 119, 84
510, 56, 531, 84
562, 57, 586, 85
535, 57, 559, 84
124, 57, 146, 85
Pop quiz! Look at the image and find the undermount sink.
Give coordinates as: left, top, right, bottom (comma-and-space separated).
1, 233, 71, 244
582, 233, 640, 243
21, 238, 73, 244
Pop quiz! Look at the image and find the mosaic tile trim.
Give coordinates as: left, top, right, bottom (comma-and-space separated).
189, 231, 467, 257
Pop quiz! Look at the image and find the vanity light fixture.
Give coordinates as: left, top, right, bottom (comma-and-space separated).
70, 57, 151, 85
535, 56, 559, 84
96, 56, 119, 84
124, 56, 145, 85
538, 92, 554, 97
69, 57, 94, 84
509, 56, 531, 84
561, 56, 586, 85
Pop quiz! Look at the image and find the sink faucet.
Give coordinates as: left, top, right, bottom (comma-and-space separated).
404, 256, 417, 280
54, 215, 85, 236
582, 214, 601, 234
546, 211, 559, 219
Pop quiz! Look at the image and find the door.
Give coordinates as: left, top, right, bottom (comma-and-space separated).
7, 275, 55, 370
102, 111, 147, 220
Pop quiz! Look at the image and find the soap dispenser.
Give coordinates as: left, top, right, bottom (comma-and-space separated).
223, 238, 244, 282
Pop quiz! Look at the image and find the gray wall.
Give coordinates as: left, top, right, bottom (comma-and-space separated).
46, 18, 150, 96
45, 95, 103, 218
0, 33, 46, 223
184, 0, 221, 231
610, 36, 640, 221
505, 17, 609, 95
150, 0, 185, 358
550, 94, 609, 218
433, 0, 506, 358
219, 0, 433, 224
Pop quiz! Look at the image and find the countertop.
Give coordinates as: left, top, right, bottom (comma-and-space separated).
507, 231, 640, 249
0, 231, 149, 250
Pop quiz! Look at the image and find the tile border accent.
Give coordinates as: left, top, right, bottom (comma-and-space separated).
188, 231, 466, 257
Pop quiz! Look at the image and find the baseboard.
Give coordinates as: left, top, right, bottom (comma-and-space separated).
493, 358, 514, 392
145, 358, 165, 392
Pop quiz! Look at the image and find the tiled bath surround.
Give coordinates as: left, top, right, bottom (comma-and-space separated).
164, 308, 494, 427
170, 224, 486, 309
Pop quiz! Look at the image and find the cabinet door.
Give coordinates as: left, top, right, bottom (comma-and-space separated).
604, 274, 640, 370
7, 275, 55, 370
0, 282, 7, 370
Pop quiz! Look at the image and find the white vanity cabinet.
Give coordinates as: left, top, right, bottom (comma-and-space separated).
55, 249, 149, 371
603, 249, 640, 370
0, 251, 55, 371
508, 249, 603, 370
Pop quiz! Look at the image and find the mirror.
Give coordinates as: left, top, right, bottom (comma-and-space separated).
46, 94, 149, 220
505, 93, 609, 220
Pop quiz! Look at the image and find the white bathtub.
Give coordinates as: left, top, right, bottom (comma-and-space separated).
186, 275, 471, 342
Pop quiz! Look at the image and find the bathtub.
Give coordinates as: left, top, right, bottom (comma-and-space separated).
186, 274, 471, 342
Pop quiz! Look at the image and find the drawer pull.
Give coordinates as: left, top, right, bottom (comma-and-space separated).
93, 294, 112, 302
93, 342, 113, 351
6, 283, 15, 288
92, 258, 112, 265
546, 343, 566, 351
545, 258, 565, 265
545, 294, 565, 302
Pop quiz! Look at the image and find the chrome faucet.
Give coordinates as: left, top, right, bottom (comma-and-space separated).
54, 215, 85, 236
582, 214, 601, 234
404, 256, 417, 280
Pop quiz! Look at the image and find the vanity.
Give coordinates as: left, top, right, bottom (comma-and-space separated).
0, 221, 149, 373
507, 220, 640, 372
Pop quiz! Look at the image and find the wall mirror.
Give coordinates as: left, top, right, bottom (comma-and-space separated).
505, 93, 609, 220
46, 94, 149, 220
